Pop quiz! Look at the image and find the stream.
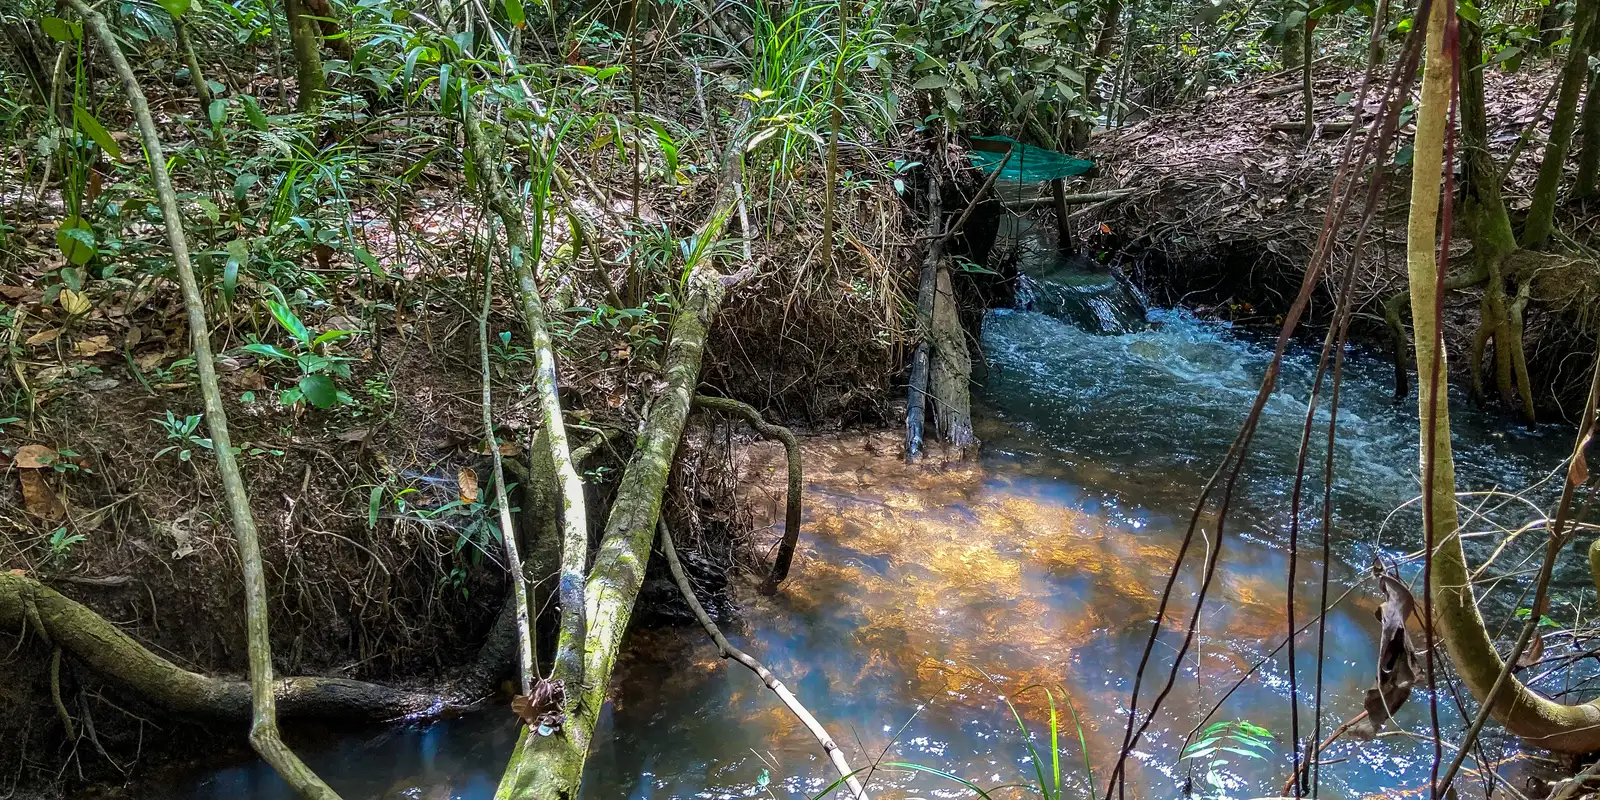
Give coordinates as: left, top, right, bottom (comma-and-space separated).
161, 218, 1579, 800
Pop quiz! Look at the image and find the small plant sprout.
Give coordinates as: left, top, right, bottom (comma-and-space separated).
46, 526, 87, 566
238, 290, 359, 410
154, 411, 210, 462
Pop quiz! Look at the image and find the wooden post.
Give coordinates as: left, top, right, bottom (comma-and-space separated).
1052, 178, 1076, 255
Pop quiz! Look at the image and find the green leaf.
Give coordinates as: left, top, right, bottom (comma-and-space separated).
194, 197, 220, 223
269, 299, 311, 344
233, 172, 259, 203
208, 97, 227, 127
241, 342, 293, 360
299, 374, 338, 409
368, 485, 383, 529
1220, 745, 1267, 759
240, 95, 269, 131
504, 0, 525, 27
57, 216, 96, 265
311, 329, 359, 347
159, 0, 191, 18
352, 246, 380, 275
73, 105, 121, 159
223, 238, 249, 302
41, 17, 82, 42
912, 73, 948, 90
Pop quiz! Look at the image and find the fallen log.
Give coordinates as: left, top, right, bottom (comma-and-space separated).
0, 572, 464, 723
659, 519, 869, 799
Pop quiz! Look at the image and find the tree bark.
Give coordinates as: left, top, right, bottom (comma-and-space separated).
906, 170, 942, 460
67, 3, 341, 795
1460, 17, 1535, 422
460, 91, 591, 715
1077, 0, 1124, 148
174, 17, 214, 111
1574, 62, 1600, 199
495, 265, 730, 800
1410, 0, 1600, 754
1282, 3, 1306, 70
929, 262, 976, 451
1523, 0, 1597, 248
285, 0, 325, 112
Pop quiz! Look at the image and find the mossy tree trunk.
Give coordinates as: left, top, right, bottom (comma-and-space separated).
495, 267, 729, 799
285, 0, 325, 111
1460, 17, 1535, 421
1409, 0, 1600, 754
1573, 58, 1600, 199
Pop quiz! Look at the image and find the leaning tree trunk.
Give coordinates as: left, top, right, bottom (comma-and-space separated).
67, 2, 342, 795
1523, 0, 1597, 248
1076, 0, 1124, 148
1408, 0, 1600, 753
495, 265, 731, 799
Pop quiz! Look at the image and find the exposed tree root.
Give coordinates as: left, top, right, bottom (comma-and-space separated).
692, 394, 803, 595
1381, 263, 1487, 402
0, 573, 468, 724
658, 519, 869, 799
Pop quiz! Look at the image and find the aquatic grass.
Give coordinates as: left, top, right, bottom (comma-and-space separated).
809, 686, 1095, 799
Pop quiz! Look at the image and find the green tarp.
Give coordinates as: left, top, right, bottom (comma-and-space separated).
966, 135, 1094, 182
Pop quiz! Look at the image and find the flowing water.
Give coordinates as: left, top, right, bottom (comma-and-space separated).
162, 220, 1582, 800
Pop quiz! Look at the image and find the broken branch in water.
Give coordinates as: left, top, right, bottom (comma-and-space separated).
658, 518, 870, 800
692, 394, 803, 594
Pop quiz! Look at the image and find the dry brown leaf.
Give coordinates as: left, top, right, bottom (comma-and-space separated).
1575, 449, 1589, 487
13, 444, 57, 469
457, 467, 480, 505
25, 328, 62, 347
19, 470, 66, 520
0, 286, 30, 300
134, 350, 169, 370
1348, 575, 1419, 740
71, 335, 113, 357
337, 428, 371, 442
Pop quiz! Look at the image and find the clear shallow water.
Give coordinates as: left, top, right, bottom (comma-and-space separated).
161, 244, 1581, 799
